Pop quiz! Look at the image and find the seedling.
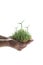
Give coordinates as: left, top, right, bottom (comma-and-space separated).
12, 29, 32, 42
11, 21, 32, 43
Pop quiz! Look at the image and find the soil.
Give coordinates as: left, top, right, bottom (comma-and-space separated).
0, 35, 33, 51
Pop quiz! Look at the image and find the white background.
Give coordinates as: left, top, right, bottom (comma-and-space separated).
0, 0, 43, 65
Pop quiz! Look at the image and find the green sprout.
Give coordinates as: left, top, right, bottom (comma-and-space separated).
11, 29, 32, 43
11, 21, 32, 43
